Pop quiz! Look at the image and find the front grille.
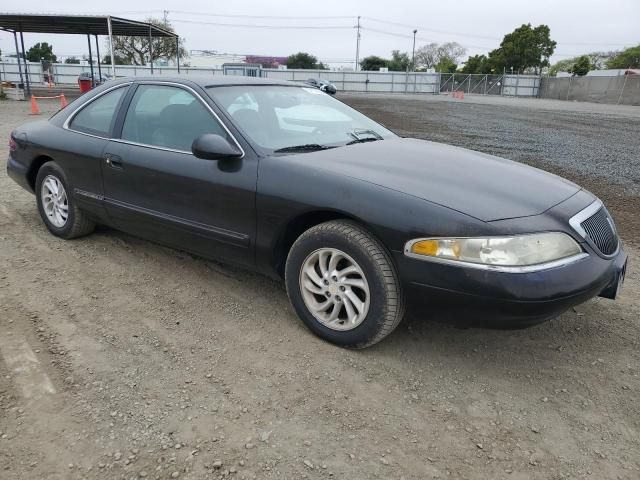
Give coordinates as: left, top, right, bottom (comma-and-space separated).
581, 207, 618, 256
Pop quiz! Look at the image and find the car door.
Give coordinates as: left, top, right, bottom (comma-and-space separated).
61, 84, 130, 221
101, 82, 257, 267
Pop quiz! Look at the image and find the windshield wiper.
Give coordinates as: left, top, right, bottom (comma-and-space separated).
346, 137, 381, 145
274, 144, 336, 153
347, 129, 383, 145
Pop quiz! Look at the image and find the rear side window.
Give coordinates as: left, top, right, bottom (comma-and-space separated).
69, 87, 126, 137
121, 84, 229, 152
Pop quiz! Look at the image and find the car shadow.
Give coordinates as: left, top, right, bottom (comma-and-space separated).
90, 225, 627, 375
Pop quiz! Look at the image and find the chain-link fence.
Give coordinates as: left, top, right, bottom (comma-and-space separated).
439, 74, 541, 96
3, 61, 638, 104
0, 62, 540, 97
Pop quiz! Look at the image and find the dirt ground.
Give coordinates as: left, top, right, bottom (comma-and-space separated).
1, 96, 639, 480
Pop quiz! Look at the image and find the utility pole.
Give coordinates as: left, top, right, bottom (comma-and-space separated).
355, 16, 361, 71
163, 10, 169, 25
411, 29, 417, 71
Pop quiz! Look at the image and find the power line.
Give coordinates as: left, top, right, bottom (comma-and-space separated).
361, 26, 492, 50
171, 19, 354, 30
362, 16, 633, 48
171, 11, 354, 20
360, 26, 627, 59
363, 16, 500, 41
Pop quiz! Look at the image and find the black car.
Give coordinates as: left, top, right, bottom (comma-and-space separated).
7, 77, 627, 348
305, 77, 337, 95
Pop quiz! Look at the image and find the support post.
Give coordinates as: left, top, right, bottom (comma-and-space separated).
617, 69, 630, 105
107, 16, 116, 77
12, 31, 25, 97
87, 34, 95, 87
95, 34, 102, 81
355, 16, 361, 72
483, 74, 488, 95
19, 30, 30, 95
411, 29, 417, 71
149, 25, 154, 74
176, 37, 180, 73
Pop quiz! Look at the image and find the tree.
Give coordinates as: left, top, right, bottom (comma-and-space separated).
107, 18, 187, 66
488, 24, 556, 73
102, 54, 131, 66
26, 42, 57, 63
360, 55, 388, 71
387, 50, 411, 71
606, 45, 640, 69
587, 51, 618, 70
414, 43, 440, 69
435, 57, 457, 73
549, 51, 616, 76
549, 58, 576, 76
287, 52, 322, 69
415, 42, 466, 70
569, 55, 592, 76
461, 54, 491, 74
64, 56, 80, 64
438, 42, 467, 65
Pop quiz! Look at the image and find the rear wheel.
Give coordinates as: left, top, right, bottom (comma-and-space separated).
285, 220, 405, 348
35, 161, 95, 239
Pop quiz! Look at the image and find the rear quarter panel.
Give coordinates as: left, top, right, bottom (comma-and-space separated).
10, 119, 108, 221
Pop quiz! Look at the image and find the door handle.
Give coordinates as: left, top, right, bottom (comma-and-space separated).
105, 153, 123, 170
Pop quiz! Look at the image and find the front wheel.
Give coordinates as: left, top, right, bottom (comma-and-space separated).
285, 220, 405, 348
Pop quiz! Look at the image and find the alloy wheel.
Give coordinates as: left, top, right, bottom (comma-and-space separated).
41, 175, 69, 228
299, 248, 371, 331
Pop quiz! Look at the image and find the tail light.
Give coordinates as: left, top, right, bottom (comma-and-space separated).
9, 136, 18, 152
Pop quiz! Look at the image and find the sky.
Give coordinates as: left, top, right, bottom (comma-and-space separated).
1, 0, 638, 68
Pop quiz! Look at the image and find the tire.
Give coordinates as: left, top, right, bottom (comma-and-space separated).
35, 161, 95, 239
285, 220, 405, 348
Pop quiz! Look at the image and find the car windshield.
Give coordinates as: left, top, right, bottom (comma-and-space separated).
207, 85, 395, 152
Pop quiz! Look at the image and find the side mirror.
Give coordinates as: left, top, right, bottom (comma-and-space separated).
192, 134, 243, 160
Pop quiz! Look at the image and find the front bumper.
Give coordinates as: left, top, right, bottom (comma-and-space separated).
395, 245, 627, 328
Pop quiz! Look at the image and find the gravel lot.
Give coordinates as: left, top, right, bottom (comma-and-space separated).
1, 96, 639, 480
341, 93, 640, 243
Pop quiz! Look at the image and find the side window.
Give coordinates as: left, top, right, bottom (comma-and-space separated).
121, 85, 229, 152
69, 87, 126, 137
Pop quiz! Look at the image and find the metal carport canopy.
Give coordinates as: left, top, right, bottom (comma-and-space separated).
0, 13, 179, 81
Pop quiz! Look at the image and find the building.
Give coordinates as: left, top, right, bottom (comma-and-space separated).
245, 55, 288, 68
187, 50, 246, 69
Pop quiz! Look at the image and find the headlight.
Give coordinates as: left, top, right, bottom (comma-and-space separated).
405, 232, 582, 269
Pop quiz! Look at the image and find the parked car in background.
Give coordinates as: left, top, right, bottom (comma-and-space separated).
77, 71, 113, 86
7, 77, 627, 349
305, 78, 337, 95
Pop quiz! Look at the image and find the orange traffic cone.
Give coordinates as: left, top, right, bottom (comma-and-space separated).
29, 95, 41, 115
59, 94, 68, 108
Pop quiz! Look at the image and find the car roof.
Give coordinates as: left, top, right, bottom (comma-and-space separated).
111, 75, 302, 88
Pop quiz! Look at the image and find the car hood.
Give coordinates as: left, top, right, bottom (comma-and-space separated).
297, 138, 581, 222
